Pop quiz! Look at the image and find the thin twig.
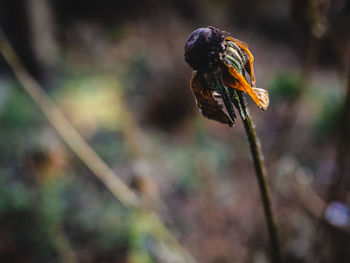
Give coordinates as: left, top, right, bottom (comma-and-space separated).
0, 31, 195, 263
237, 92, 283, 263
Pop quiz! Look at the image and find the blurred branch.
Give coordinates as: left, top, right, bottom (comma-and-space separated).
28, 0, 57, 68
53, 226, 79, 263
328, 46, 350, 201
271, 34, 320, 156
291, 159, 350, 263
0, 31, 195, 263
292, 171, 326, 218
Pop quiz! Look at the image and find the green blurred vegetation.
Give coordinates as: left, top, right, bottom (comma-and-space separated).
269, 72, 299, 102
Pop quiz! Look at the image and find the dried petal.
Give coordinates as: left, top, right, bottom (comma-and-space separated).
222, 37, 269, 110
190, 71, 235, 126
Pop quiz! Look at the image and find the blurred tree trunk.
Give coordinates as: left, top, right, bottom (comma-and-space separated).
328, 48, 350, 201
27, 0, 57, 73
0, 0, 57, 84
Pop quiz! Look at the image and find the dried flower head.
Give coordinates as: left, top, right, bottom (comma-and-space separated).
184, 26, 269, 127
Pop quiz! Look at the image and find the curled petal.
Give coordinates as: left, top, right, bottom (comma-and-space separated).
222, 37, 269, 110
190, 71, 235, 126
252, 87, 269, 111
221, 62, 269, 110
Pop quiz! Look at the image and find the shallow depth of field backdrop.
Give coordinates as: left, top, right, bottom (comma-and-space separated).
0, 0, 349, 263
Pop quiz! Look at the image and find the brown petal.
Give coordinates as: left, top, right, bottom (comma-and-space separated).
190, 71, 235, 126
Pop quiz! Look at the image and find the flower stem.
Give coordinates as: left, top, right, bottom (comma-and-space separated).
236, 92, 283, 263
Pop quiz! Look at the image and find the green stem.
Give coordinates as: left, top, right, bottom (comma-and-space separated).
237, 93, 283, 263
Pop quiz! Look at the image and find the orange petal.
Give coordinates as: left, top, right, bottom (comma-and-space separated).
222, 62, 269, 110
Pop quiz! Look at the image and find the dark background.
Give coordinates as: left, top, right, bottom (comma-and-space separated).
0, 0, 349, 262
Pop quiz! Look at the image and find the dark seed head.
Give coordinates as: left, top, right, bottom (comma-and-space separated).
184, 26, 225, 71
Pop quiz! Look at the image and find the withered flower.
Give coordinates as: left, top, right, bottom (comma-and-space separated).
184, 28, 282, 263
184, 26, 269, 127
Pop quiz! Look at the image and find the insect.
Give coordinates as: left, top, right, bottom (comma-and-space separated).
184, 26, 269, 127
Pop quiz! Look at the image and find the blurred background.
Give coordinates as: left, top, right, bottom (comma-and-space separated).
0, 0, 350, 262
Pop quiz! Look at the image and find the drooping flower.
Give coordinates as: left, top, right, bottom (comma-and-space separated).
184, 26, 269, 127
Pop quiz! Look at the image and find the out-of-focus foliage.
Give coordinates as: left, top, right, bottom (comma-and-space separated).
56, 75, 124, 132
312, 92, 342, 139
269, 72, 299, 101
